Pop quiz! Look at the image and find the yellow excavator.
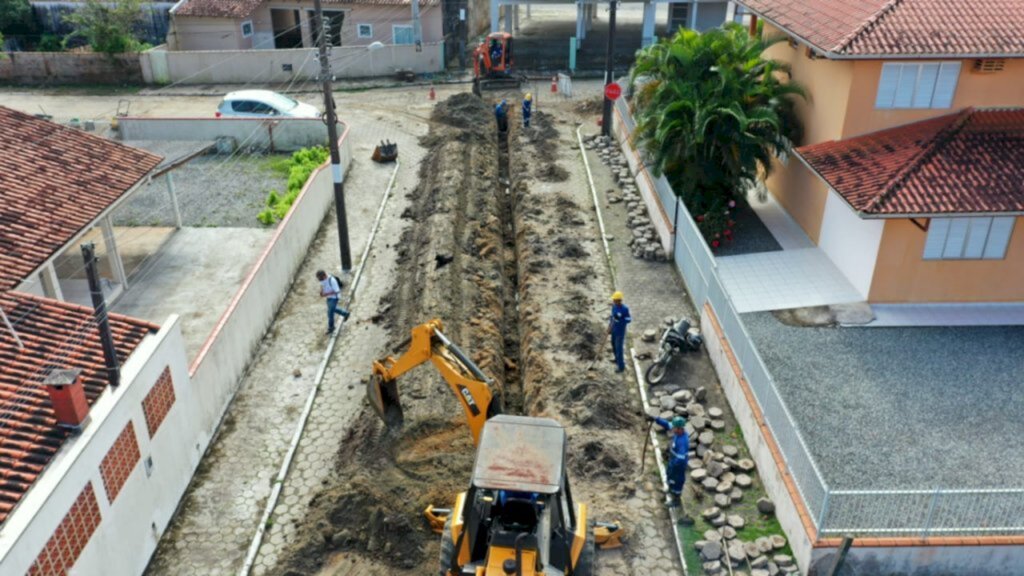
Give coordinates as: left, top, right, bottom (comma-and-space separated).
367, 320, 623, 576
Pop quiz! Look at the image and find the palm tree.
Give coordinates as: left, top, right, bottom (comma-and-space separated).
631, 24, 805, 243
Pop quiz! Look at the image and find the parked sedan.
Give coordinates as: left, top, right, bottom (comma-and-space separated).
216, 90, 321, 119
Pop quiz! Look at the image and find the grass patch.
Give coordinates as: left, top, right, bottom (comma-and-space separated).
257, 146, 330, 225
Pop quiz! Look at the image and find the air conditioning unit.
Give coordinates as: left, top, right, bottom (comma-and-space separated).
972, 59, 1006, 73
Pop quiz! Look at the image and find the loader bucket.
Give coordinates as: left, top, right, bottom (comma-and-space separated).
366, 373, 404, 428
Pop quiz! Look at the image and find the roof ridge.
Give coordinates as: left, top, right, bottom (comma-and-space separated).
834, 0, 904, 54
865, 108, 974, 213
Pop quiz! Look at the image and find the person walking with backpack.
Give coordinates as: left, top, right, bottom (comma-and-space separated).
317, 269, 349, 334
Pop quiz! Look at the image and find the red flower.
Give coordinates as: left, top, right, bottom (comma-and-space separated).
696, 215, 704, 222
711, 240, 720, 248
724, 229, 733, 237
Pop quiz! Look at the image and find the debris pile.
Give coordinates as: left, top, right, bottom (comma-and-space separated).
582, 133, 667, 262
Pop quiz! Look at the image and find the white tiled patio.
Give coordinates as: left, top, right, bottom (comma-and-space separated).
717, 192, 863, 313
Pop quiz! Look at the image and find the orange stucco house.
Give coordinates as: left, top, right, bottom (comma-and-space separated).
739, 0, 1024, 303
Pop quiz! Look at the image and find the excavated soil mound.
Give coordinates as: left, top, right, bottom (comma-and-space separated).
276, 94, 505, 575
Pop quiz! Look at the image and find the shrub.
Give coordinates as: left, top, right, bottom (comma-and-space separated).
258, 147, 330, 225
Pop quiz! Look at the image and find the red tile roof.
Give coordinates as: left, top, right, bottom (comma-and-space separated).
740, 0, 1024, 57
0, 106, 162, 293
0, 292, 156, 526
174, 0, 435, 18
796, 108, 1024, 215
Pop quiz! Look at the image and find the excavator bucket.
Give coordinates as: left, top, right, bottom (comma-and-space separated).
366, 373, 404, 428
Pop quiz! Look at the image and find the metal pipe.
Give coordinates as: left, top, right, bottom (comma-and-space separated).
433, 328, 491, 383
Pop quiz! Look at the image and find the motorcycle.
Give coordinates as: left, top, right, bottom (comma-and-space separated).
645, 317, 703, 384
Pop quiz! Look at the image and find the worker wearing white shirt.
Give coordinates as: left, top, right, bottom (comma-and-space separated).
316, 269, 349, 334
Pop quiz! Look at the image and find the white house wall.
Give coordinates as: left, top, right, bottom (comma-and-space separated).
818, 188, 884, 298
0, 318, 194, 576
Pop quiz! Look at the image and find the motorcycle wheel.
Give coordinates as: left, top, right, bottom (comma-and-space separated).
645, 357, 669, 384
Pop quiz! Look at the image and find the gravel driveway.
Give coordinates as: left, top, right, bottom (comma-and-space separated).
743, 311, 1024, 490
114, 152, 289, 228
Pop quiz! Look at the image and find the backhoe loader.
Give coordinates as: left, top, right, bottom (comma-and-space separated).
367, 320, 623, 575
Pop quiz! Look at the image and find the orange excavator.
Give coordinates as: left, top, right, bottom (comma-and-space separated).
367, 320, 624, 576
472, 32, 526, 97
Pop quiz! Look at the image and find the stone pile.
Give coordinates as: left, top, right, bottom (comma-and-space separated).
582, 133, 667, 262
647, 383, 795, 575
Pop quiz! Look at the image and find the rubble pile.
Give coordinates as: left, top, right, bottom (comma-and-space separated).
582, 133, 667, 262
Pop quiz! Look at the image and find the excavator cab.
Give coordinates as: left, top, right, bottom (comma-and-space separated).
473, 32, 523, 96
440, 415, 599, 576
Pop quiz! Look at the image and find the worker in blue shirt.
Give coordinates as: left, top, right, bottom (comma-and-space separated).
647, 415, 690, 509
495, 99, 509, 133
522, 93, 533, 128
606, 290, 631, 372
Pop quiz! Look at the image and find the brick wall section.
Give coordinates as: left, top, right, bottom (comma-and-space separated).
27, 483, 101, 576
142, 367, 176, 438
99, 421, 141, 503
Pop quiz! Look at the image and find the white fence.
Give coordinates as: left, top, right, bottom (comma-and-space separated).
611, 97, 1024, 540
141, 43, 445, 85
117, 117, 339, 152
187, 124, 352, 459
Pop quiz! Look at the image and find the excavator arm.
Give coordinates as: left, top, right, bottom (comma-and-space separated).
367, 319, 501, 446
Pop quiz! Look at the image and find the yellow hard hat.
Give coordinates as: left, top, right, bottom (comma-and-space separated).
525, 93, 533, 101
611, 291, 624, 301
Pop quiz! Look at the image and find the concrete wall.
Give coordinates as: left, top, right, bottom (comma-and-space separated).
0, 319, 194, 576
0, 52, 144, 84
167, 16, 247, 51
141, 42, 444, 84
117, 117, 343, 152
185, 124, 351, 476
693, 1, 729, 31
817, 188, 884, 298
809, 543, 1024, 576
868, 217, 1024, 303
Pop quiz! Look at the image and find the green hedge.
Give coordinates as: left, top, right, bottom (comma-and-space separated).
258, 146, 330, 225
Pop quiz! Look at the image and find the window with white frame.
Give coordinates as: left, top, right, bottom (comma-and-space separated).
241, 20, 254, 38
393, 25, 414, 45
923, 217, 1015, 260
357, 23, 373, 38
875, 62, 961, 109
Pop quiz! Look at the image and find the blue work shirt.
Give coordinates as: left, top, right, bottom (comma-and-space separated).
495, 103, 507, 119
609, 303, 632, 336
522, 100, 532, 117
654, 418, 690, 466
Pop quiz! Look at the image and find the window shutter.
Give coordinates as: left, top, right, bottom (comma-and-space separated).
942, 218, 969, 258
983, 217, 1015, 259
931, 62, 961, 108
893, 65, 917, 108
923, 219, 950, 259
963, 217, 992, 259
876, 63, 901, 109
912, 63, 940, 108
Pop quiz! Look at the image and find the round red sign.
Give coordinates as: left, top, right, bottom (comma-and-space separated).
604, 82, 622, 101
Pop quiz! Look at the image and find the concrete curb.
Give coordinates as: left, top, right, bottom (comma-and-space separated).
238, 160, 401, 576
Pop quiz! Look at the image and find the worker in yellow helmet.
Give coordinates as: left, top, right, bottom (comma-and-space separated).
606, 290, 631, 373
522, 92, 533, 128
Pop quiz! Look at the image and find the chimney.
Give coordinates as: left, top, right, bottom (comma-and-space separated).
43, 368, 91, 432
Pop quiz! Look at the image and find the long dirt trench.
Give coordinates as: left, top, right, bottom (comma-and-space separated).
276, 93, 671, 576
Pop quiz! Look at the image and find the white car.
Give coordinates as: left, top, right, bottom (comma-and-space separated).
216, 90, 321, 119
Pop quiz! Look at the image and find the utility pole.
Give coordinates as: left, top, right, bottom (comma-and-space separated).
81, 243, 120, 388
601, 0, 618, 137
315, 0, 353, 271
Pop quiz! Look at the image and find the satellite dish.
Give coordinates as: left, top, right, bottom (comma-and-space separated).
368, 41, 385, 51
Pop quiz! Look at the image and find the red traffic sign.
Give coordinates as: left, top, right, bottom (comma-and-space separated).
604, 82, 622, 101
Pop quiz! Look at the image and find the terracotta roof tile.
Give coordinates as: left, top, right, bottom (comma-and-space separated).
740, 0, 1024, 57
796, 108, 1024, 215
0, 292, 156, 526
0, 106, 162, 292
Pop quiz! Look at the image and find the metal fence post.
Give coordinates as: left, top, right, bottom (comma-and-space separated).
816, 490, 831, 534
923, 489, 941, 538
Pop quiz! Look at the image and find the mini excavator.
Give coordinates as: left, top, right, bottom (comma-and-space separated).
367, 319, 624, 576
472, 32, 526, 97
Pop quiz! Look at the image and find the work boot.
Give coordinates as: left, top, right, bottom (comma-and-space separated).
666, 493, 681, 508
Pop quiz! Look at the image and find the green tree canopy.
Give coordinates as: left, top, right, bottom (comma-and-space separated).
0, 0, 31, 33
65, 0, 146, 54
630, 23, 805, 242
